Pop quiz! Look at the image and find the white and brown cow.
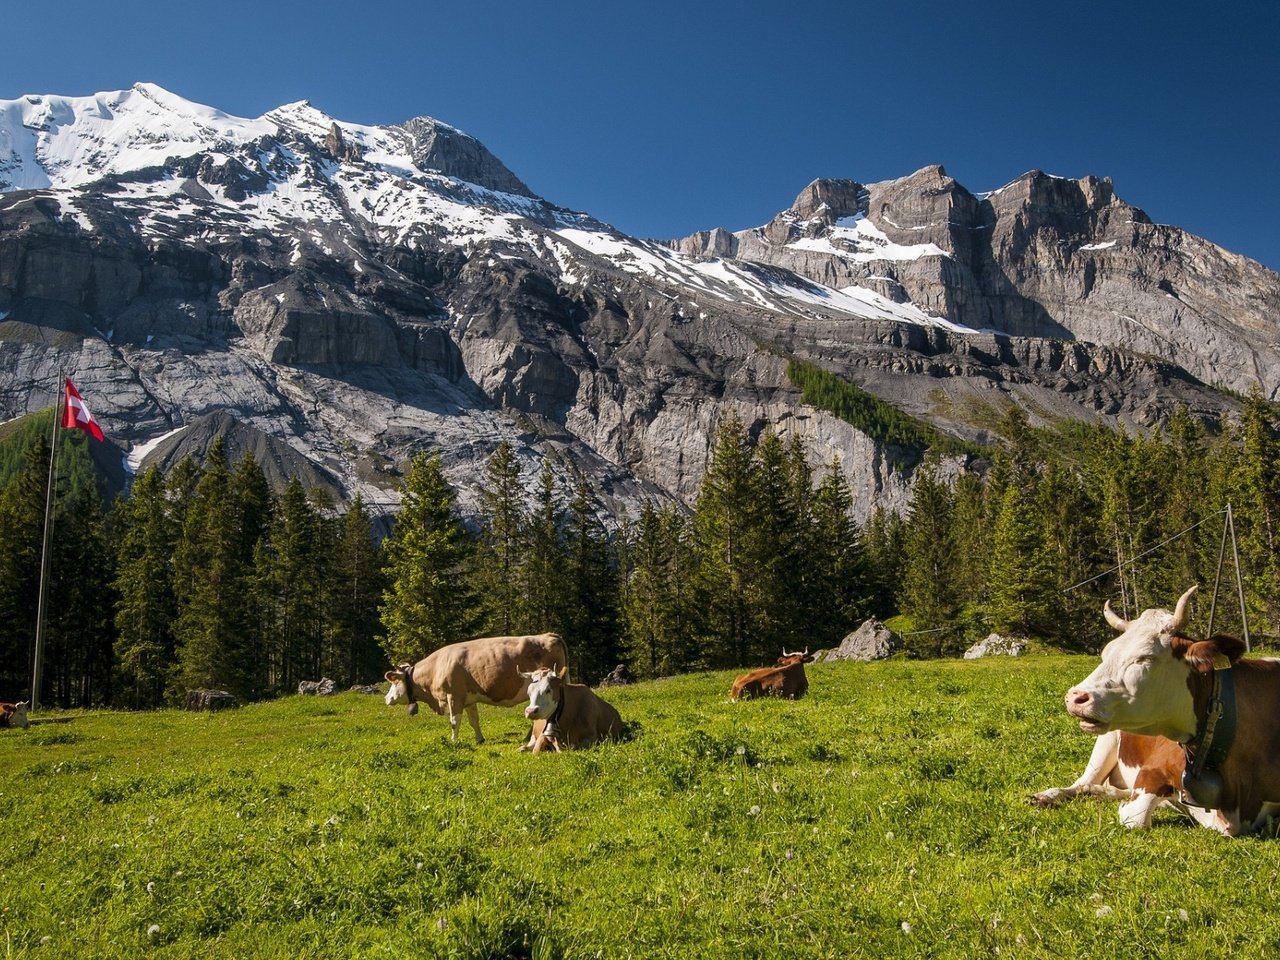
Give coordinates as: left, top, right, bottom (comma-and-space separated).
0, 701, 30, 729
1032, 729, 1210, 828
1053, 585, 1280, 836
517, 666, 621, 753
384, 633, 568, 744
728, 649, 813, 702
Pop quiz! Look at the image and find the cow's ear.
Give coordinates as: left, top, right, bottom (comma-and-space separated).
1173, 635, 1246, 672
384, 670, 401, 683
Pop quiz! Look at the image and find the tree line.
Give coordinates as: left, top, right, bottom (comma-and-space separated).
3, 394, 1280, 709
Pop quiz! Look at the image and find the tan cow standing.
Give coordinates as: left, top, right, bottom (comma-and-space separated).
517, 666, 622, 752
384, 633, 567, 744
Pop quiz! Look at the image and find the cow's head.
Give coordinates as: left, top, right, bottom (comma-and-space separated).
384, 664, 420, 716
778, 648, 813, 666
1065, 586, 1245, 741
520, 666, 567, 720
12, 701, 29, 729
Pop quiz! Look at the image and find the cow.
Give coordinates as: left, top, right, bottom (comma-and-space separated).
0, 701, 30, 729
517, 666, 622, 753
1031, 729, 1218, 829
384, 633, 568, 744
1057, 585, 1280, 836
728, 649, 813, 702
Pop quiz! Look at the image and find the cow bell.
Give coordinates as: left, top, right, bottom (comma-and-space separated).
1181, 768, 1224, 810
406, 702, 419, 717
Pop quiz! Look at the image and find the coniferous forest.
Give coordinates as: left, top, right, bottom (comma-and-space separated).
3, 395, 1280, 710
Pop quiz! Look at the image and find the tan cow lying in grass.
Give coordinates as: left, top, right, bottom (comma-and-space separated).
385, 633, 567, 744
0, 701, 29, 729
517, 666, 622, 753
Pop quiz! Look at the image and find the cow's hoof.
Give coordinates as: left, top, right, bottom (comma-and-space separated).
1030, 790, 1063, 807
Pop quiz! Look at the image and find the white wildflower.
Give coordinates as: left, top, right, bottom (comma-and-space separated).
900, 921, 912, 934
1177, 908, 1189, 922
748, 805, 761, 817
1095, 905, 1113, 918
147, 925, 161, 938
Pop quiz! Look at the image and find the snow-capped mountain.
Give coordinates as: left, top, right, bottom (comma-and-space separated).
1, 83, 1276, 519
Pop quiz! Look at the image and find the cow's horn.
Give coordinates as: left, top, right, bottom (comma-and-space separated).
1170, 585, 1198, 632
1103, 600, 1129, 632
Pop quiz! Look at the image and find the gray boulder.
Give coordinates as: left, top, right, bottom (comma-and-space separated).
297, 678, 338, 696
183, 689, 239, 711
963, 634, 1027, 660
826, 619, 902, 662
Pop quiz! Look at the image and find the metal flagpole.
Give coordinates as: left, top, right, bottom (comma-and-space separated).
32, 372, 63, 712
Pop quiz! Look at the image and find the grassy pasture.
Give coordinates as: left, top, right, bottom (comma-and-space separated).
4, 656, 1280, 959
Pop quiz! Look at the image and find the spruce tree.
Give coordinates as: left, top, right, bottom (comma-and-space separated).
692, 414, 759, 667
522, 459, 567, 637
987, 480, 1060, 638
380, 452, 477, 664
326, 495, 386, 684
899, 463, 960, 655
562, 475, 619, 683
111, 467, 177, 708
809, 458, 870, 646
475, 440, 528, 635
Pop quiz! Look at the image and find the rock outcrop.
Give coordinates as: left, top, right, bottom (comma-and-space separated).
962, 634, 1027, 660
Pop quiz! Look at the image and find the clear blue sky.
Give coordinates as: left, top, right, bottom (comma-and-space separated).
6, 0, 1278, 270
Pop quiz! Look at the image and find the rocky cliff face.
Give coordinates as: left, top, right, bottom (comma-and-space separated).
0, 85, 1275, 523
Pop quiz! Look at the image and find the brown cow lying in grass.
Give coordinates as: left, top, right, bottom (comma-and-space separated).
729, 649, 813, 702
517, 666, 621, 753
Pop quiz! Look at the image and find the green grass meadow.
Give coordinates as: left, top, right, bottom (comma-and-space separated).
5, 655, 1280, 958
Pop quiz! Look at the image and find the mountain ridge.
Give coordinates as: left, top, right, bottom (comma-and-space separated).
1, 83, 1275, 521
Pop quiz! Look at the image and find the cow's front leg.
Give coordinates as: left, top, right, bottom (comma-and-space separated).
1117, 790, 1164, 829
465, 704, 485, 745
1032, 730, 1121, 806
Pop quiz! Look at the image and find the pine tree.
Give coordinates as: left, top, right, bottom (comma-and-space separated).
987, 480, 1060, 638
809, 458, 870, 646
862, 506, 906, 619
0, 437, 48, 698
692, 414, 759, 667
522, 459, 567, 636
380, 452, 477, 664
622, 501, 696, 677
561, 475, 619, 683
111, 467, 178, 708
172, 439, 256, 700
899, 463, 960, 655
258, 479, 326, 694
326, 495, 386, 684
474, 440, 528, 635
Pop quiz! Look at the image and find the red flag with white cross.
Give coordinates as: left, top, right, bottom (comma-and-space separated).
61, 378, 105, 442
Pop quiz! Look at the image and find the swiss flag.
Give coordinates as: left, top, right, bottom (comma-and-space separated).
61, 378, 105, 442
